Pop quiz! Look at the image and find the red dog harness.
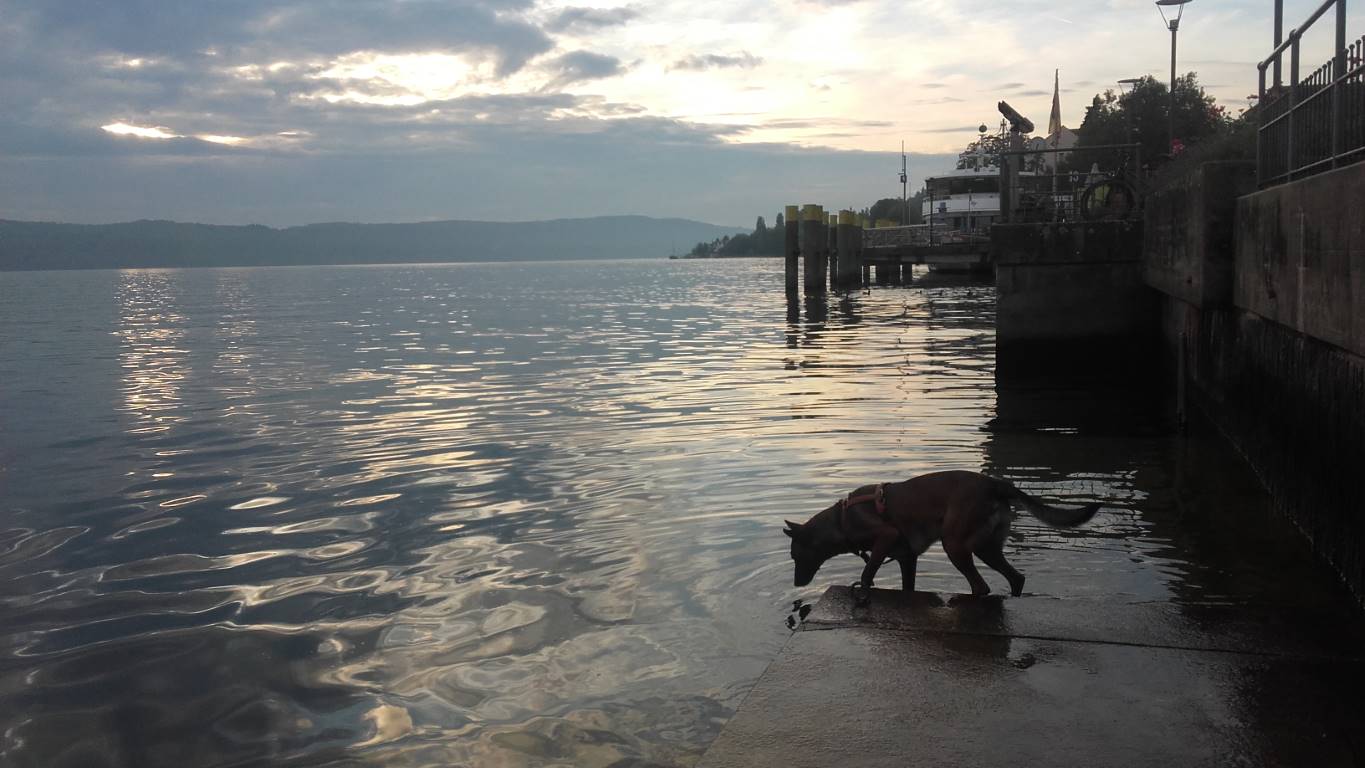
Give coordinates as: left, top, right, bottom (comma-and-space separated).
841, 483, 886, 517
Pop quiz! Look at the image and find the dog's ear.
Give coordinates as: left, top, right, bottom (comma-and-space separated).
783, 520, 803, 538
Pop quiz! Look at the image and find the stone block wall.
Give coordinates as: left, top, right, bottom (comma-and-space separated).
1146, 161, 1365, 603
1235, 163, 1365, 357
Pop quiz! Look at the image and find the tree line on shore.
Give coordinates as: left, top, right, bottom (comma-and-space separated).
686, 192, 927, 258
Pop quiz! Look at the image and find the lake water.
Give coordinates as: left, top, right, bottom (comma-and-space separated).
0, 259, 1341, 766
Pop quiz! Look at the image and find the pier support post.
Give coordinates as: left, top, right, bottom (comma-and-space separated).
859, 215, 870, 286
784, 205, 799, 295
875, 262, 893, 285
827, 213, 839, 292
800, 204, 827, 296
824, 211, 846, 290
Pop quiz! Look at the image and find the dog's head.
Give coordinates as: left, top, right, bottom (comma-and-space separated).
783, 505, 841, 587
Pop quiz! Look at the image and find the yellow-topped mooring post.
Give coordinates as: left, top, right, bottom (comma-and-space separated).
835, 210, 860, 289
784, 205, 799, 295
800, 204, 827, 296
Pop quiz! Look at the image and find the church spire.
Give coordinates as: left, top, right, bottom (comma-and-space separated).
1048, 69, 1062, 137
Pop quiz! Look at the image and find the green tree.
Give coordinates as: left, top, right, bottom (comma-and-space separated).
1077, 73, 1232, 162
868, 197, 907, 224
865, 193, 925, 225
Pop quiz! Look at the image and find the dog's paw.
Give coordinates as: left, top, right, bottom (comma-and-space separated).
850, 581, 872, 608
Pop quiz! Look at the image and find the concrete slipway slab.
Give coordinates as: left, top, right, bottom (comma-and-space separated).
697, 587, 1365, 768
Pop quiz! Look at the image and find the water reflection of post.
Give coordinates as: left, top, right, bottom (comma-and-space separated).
835, 292, 860, 325
803, 295, 828, 327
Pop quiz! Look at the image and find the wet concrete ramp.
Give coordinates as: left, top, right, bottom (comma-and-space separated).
698, 587, 1365, 767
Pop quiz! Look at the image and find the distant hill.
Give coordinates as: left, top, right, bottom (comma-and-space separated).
0, 216, 747, 270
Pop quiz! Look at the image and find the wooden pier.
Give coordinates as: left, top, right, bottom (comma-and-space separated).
784, 205, 991, 294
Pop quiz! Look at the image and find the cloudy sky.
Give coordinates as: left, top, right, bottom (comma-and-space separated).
0, 0, 1324, 227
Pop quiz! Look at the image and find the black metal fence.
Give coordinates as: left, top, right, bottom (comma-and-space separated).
1257, 0, 1365, 187
999, 144, 1144, 223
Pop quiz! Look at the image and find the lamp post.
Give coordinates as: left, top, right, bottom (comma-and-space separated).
1155, 0, 1192, 156
1117, 77, 1142, 144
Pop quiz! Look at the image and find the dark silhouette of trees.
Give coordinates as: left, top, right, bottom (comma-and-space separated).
1077, 73, 1232, 161
685, 194, 931, 257
864, 194, 924, 225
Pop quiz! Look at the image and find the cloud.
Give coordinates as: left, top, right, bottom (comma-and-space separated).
758, 118, 892, 129
669, 52, 763, 72
918, 125, 983, 133
10, 0, 553, 77
546, 6, 640, 33
102, 122, 180, 140
542, 51, 627, 91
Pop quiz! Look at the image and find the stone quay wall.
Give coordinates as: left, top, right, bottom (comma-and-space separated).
1145, 161, 1365, 603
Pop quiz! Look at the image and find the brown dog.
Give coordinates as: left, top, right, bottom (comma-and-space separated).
783, 470, 1099, 596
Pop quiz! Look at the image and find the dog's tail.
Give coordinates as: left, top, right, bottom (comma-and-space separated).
996, 481, 1099, 527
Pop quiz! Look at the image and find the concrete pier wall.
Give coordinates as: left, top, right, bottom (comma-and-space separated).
1145, 162, 1365, 603
992, 220, 1154, 377
1144, 162, 1252, 309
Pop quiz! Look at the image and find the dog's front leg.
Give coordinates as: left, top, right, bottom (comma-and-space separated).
859, 531, 899, 588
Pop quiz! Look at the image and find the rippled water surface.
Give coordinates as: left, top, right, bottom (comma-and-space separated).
0, 259, 1330, 766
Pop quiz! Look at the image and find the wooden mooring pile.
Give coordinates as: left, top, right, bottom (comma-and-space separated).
783, 204, 991, 295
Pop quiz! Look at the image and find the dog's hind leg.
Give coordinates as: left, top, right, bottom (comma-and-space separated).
975, 544, 1024, 597
943, 541, 990, 596
896, 553, 917, 592
971, 503, 1024, 596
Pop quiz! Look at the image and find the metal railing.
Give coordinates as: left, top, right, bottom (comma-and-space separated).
862, 224, 930, 248
1257, 0, 1365, 187
998, 144, 1144, 223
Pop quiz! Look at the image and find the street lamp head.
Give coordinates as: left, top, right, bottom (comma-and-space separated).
1156, 0, 1190, 29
